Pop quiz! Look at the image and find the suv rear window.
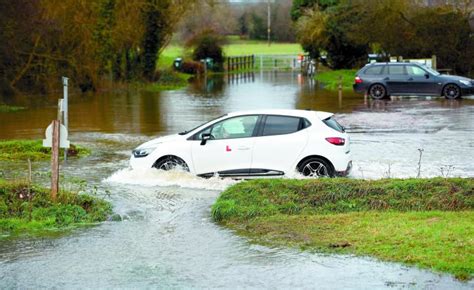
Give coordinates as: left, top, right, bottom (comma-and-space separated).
262, 116, 309, 136
323, 117, 345, 133
388, 65, 405, 75
364, 66, 383, 75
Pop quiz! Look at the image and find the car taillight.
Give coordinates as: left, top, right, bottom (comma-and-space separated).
354, 76, 363, 84
326, 137, 345, 146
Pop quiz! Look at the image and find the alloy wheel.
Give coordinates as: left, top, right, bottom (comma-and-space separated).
443, 84, 461, 99
302, 161, 330, 177
369, 84, 386, 99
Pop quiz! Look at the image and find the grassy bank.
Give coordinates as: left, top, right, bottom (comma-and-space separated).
143, 69, 192, 92
0, 180, 112, 235
0, 140, 90, 161
212, 178, 474, 280
315, 69, 357, 90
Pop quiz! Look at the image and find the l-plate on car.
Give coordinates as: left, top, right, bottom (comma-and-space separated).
353, 62, 474, 99
130, 110, 352, 178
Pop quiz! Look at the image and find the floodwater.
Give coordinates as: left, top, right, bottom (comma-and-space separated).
0, 72, 473, 288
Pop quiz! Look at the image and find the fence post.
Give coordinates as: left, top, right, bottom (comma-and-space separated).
50, 120, 60, 201
432, 55, 437, 70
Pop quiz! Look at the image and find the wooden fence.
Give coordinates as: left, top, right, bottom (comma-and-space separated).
226, 55, 255, 71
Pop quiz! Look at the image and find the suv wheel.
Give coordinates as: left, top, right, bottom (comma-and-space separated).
298, 157, 334, 177
443, 84, 461, 99
368, 84, 387, 99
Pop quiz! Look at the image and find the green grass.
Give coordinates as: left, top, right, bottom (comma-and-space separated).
315, 69, 357, 90
0, 140, 90, 161
0, 180, 112, 235
212, 178, 474, 280
142, 69, 192, 92
0, 104, 26, 113
159, 39, 303, 69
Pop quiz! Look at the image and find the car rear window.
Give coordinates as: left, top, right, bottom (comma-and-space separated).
323, 117, 345, 133
262, 116, 306, 136
364, 66, 383, 75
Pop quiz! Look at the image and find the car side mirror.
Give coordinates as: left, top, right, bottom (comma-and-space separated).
425, 73, 430, 79
201, 133, 212, 146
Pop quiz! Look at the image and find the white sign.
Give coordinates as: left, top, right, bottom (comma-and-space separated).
42, 122, 70, 148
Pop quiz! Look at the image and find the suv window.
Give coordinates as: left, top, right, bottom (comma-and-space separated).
388, 65, 405, 75
195, 115, 258, 140
262, 115, 306, 136
406, 65, 426, 76
364, 66, 383, 75
323, 117, 345, 133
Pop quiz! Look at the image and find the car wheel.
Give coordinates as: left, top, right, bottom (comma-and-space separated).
298, 157, 334, 178
368, 84, 387, 100
443, 84, 461, 99
153, 156, 189, 171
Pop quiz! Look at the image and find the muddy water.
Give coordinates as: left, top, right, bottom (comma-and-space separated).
0, 72, 473, 288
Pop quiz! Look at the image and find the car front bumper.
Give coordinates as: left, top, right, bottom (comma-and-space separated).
461, 86, 474, 96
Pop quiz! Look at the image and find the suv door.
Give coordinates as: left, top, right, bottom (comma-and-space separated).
405, 65, 438, 95
190, 115, 260, 176
250, 115, 310, 175
385, 65, 409, 94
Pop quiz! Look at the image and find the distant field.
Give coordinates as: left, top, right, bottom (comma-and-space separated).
158, 39, 303, 69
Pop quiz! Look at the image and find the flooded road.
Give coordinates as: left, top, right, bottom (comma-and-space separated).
0, 72, 473, 288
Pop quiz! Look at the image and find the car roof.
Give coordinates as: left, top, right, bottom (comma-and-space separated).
226, 109, 333, 120
366, 62, 421, 66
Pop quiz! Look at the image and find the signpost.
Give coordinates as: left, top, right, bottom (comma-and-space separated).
42, 77, 70, 200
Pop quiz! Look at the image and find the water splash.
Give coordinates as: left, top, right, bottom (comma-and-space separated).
103, 168, 238, 191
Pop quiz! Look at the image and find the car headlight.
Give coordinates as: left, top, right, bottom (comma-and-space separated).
132, 147, 156, 158
459, 80, 471, 86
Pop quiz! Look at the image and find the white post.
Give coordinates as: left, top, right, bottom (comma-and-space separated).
62, 77, 68, 161
267, 0, 271, 46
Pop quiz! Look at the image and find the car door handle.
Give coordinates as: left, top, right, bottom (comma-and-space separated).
238, 146, 251, 150
408, 78, 414, 81
383, 77, 389, 81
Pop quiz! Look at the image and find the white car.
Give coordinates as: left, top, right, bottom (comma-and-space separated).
130, 109, 352, 178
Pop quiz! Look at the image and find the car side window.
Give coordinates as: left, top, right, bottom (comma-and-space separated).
262, 116, 303, 136
388, 65, 405, 75
406, 65, 426, 76
364, 66, 383, 75
196, 115, 259, 140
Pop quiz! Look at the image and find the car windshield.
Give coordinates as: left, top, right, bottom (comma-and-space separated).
178, 114, 227, 135
423, 66, 440, 76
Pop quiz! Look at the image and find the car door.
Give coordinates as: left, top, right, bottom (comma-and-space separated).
405, 65, 439, 95
190, 115, 260, 176
251, 115, 309, 175
385, 65, 409, 94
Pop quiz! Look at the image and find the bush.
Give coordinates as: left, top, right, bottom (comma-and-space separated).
186, 29, 225, 71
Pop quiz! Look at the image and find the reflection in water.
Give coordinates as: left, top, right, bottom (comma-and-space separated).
1, 72, 473, 139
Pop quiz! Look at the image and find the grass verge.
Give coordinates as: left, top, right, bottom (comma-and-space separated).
315, 69, 357, 90
0, 140, 90, 161
0, 180, 112, 235
212, 178, 474, 280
